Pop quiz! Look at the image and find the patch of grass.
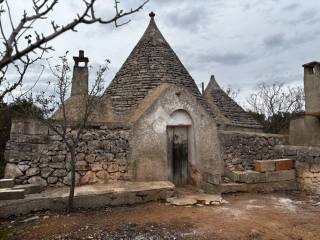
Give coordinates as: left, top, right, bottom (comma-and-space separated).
0, 227, 15, 240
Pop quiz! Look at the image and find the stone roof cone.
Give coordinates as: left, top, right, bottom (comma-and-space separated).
204, 75, 262, 128
105, 12, 212, 116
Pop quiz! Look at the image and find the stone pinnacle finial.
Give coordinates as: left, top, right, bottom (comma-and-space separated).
149, 11, 155, 18
209, 75, 221, 89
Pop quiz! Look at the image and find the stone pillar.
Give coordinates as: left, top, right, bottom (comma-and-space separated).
303, 61, 320, 114
71, 50, 89, 96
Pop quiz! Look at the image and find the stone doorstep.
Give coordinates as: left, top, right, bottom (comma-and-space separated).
0, 188, 25, 200
0, 179, 15, 188
13, 184, 45, 195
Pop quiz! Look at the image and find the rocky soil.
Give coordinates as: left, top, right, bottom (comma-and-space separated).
1, 192, 320, 240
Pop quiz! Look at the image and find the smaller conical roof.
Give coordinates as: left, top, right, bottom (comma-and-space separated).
105, 12, 213, 117
204, 76, 262, 128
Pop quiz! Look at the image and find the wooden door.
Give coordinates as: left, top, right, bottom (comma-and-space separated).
167, 126, 188, 186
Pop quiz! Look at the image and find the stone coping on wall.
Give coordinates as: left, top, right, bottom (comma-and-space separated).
274, 144, 320, 164
218, 130, 288, 139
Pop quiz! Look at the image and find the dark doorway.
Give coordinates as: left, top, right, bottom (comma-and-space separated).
167, 126, 189, 186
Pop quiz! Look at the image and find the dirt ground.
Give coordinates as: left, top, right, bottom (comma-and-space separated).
0, 192, 320, 240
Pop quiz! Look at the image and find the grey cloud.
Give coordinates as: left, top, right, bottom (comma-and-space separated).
263, 33, 285, 48
164, 6, 209, 32
199, 52, 253, 66
282, 3, 300, 12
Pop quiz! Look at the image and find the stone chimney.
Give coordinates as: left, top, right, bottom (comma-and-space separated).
71, 50, 89, 96
303, 61, 320, 115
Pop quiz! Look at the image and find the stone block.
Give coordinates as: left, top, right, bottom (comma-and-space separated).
310, 164, 320, 173
240, 170, 266, 184
255, 160, 275, 172
0, 188, 25, 200
0, 178, 15, 188
51, 169, 67, 177
28, 176, 47, 186
266, 170, 295, 182
63, 172, 80, 186
80, 171, 98, 185
275, 159, 294, 171
4, 163, 23, 178
47, 177, 58, 184
90, 163, 103, 172
14, 184, 44, 194
26, 167, 40, 177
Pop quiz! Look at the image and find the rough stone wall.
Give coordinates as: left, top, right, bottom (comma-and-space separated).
4, 119, 130, 187
218, 130, 288, 171
219, 130, 320, 194
275, 145, 320, 194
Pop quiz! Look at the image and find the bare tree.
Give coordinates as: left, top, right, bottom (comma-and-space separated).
246, 81, 305, 133
247, 82, 305, 117
34, 52, 108, 211
0, 0, 148, 101
224, 86, 240, 101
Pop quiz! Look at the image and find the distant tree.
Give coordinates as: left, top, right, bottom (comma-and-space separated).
247, 82, 305, 134
31, 53, 108, 212
0, 0, 148, 101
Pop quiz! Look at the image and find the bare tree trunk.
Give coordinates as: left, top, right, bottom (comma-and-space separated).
67, 146, 76, 212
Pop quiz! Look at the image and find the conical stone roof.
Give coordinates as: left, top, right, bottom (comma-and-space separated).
105, 13, 213, 117
204, 76, 262, 129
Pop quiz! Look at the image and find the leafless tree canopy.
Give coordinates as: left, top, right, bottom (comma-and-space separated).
246, 82, 305, 117
34, 52, 108, 211
224, 86, 240, 101
0, 0, 148, 101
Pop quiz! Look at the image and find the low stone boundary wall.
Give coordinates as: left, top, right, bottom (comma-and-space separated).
218, 130, 288, 171
275, 145, 320, 194
4, 119, 131, 187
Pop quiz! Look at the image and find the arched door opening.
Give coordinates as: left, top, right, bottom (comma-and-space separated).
167, 110, 193, 186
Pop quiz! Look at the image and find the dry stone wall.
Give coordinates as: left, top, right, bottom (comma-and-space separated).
275, 145, 320, 194
4, 119, 130, 187
219, 130, 320, 194
218, 130, 288, 171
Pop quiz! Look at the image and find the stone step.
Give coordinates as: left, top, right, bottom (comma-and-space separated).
0, 178, 15, 188
0, 188, 25, 200
225, 168, 295, 184
203, 181, 297, 194
13, 184, 44, 195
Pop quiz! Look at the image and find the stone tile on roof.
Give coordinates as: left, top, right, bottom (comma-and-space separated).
205, 76, 262, 129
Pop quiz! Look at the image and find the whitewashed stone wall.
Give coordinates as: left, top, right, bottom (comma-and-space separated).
4, 119, 130, 187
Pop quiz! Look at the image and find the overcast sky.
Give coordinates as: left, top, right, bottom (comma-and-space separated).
4, 0, 320, 105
